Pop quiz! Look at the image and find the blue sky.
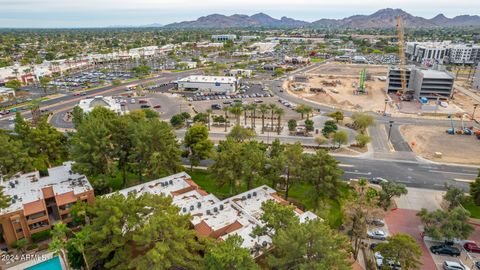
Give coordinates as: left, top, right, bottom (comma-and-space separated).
1, 0, 479, 28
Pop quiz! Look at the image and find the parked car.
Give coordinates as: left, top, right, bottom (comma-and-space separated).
443, 260, 470, 270
130, 99, 136, 104
367, 230, 387, 240
153, 105, 161, 109
375, 252, 401, 269
369, 177, 388, 185
369, 243, 378, 250
139, 99, 148, 104
430, 245, 461, 256
464, 242, 480, 253
475, 261, 480, 269
368, 218, 385, 227
140, 105, 151, 109
211, 104, 222, 110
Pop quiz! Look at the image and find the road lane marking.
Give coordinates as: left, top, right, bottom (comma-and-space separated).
344, 171, 371, 176
453, 178, 475, 183
396, 180, 412, 183
339, 164, 355, 168
429, 170, 477, 176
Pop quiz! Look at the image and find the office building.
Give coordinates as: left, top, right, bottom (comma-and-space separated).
176, 76, 238, 92
111, 172, 317, 257
448, 44, 480, 64
0, 162, 95, 246
211, 35, 237, 42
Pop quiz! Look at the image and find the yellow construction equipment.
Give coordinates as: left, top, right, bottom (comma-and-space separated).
396, 16, 408, 99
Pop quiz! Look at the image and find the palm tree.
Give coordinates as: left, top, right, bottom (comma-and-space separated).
243, 104, 250, 126
296, 104, 306, 119
229, 103, 243, 125
250, 103, 257, 128
206, 109, 212, 130
275, 107, 285, 135
259, 104, 269, 134
222, 106, 229, 132
70, 231, 91, 270
49, 223, 71, 270
304, 105, 314, 120
268, 103, 277, 131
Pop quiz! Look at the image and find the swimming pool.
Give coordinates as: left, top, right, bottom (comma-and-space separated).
25, 256, 62, 270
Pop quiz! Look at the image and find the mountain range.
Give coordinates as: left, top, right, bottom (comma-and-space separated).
163, 8, 480, 29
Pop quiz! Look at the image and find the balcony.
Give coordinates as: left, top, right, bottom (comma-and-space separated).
26, 213, 48, 225
29, 223, 50, 234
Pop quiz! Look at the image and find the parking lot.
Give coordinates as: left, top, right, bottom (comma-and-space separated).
50, 70, 134, 91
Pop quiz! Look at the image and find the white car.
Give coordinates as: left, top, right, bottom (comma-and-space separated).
443, 261, 470, 270
375, 252, 401, 269
130, 99, 136, 104
368, 229, 388, 240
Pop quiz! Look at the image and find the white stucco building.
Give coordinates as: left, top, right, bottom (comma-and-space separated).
176, 76, 238, 92
78, 96, 122, 115
0, 86, 15, 102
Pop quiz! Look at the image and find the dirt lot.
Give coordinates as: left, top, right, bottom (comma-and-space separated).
306, 62, 388, 77
400, 125, 480, 165
452, 90, 479, 117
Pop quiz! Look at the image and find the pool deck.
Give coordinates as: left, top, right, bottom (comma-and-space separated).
5, 252, 65, 270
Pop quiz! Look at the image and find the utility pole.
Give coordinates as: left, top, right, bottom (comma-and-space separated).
473, 104, 479, 120
383, 99, 389, 116
387, 120, 394, 141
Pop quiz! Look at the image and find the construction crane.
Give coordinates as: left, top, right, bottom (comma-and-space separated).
396, 16, 408, 100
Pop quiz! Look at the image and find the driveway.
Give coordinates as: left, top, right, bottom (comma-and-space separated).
385, 208, 437, 270
394, 187, 444, 211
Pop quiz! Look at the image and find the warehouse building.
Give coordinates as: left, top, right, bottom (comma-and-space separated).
111, 172, 317, 257
176, 76, 238, 92
0, 162, 95, 246
386, 67, 454, 99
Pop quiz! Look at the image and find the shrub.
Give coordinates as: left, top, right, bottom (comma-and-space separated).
322, 120, 338, 137
355, 134, 371, 147
31, 229, 51, 243
26, 243, 39, 251
288, 119, 297, 132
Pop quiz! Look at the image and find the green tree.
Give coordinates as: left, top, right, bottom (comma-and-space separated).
314, 136, 328, 146
240, 140, 266, 190
268, 103, 277, 130
301, 149, 343, 208
211, 138, 244, 194
355, 134, 371, 147
379, 181, 408, 210
267, 219, 351, 270
229, 103, 243, 125
418, 207, 474, 241
184, 124, 213, 171
253, 200, 299, 237
322, 120, 338, 137
443, 184, 466, 209
39, 76, 52, 94
375, 234, 422, 270
0, 133, 32, 178
259, 104, 269, 134
81, 193, 204, 270
328, 111, 344, 123
13, 238, 28, 253
287, 119, 297, 132
469, 170, 480, 205
71, 106, 84, 129
193, 113, 208, 123
49, 223, 71, 270
203, 235, 259, 270
5, 79, 22, 90
274, 107, 285, 134
227, 124, 256, 143
206, 109, 212, 130
282, 142, 304, 200
68, 231, 90, 270
333, 130, 349, 148
351, 112, 375, 132
170, 114, 186, 128
304, 119, 314, 133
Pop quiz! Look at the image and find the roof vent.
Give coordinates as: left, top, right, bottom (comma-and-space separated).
169, 180, 173, 185
219, 204, 224, 210
207, 210, 211, 215
262, 241, 268, 247
182, 207, 187, 213
247, 193, 251, 199
190, 205, 194, 211
9, 182, 15, 188
253, 191, 257, 196
13, 195, 18, 200
242, 196, 246, 200
197, 202, 202, 208
214, 207, 218, 212
69, 170, 73, 175
12, 199, 16, 204
14, 180, 18, 184
160, 182, 165, 187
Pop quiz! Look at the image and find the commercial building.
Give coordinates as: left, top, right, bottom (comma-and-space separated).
0, 86, 15, 102
386, 66, 454, 99
405, 41, 480, 65
0, 162, 95, 246
473, 64, 480, 90
211, 35, 237, 42
177, 61, 197, 70
176, 76, 238, 93
228, 69, 253, 78
111, 172, 317, 257
249, 42, 278, 54
78, 96, 123, 115
284, 56, 310, 64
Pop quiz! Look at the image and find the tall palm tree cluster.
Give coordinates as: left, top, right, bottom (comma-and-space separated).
221, 103, 285, 135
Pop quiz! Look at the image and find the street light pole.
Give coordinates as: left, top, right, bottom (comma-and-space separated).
387, 120, 394, 141
383, 99, 388, 116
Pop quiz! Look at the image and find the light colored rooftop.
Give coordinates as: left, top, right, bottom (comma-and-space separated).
419, 69, 454, 80
0, 86, 14, 94
177, 75, 237, 84
0, 162, 93, 215
78, 95, 122, 114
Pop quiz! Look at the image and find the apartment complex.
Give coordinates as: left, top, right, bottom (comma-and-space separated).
176, 75, 238, 92
211, 34, 237, 42
0, 162, 95, 246
406, 41, 480, 65
112, 172, 317, 257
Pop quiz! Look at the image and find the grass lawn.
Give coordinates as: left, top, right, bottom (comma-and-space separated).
310, 58, 325, 63
462, 199, 480, 219
189, 169, 349, 228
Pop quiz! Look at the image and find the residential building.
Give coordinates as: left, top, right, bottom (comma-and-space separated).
405, 41, 480, 65
176, 76, 238, 92
228, 69, 253, 78
473, 64, 480, 90
78, 96, 123, 115
111, 172, 317, 257
211, 34, 237, 42
385, 66, 454, 99
447, 43, 480, 64
0, 162, 95, 246
0, 86, 15, 102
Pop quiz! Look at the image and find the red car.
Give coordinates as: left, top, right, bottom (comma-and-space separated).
153, 105, 161, 109
464, 242, 480, 253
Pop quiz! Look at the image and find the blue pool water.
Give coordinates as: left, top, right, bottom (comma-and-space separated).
25, 256, 62, 270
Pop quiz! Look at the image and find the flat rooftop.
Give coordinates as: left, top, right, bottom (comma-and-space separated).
177, 76, 237, 84
0, 162, 93, 215
419, 69, 454, 80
